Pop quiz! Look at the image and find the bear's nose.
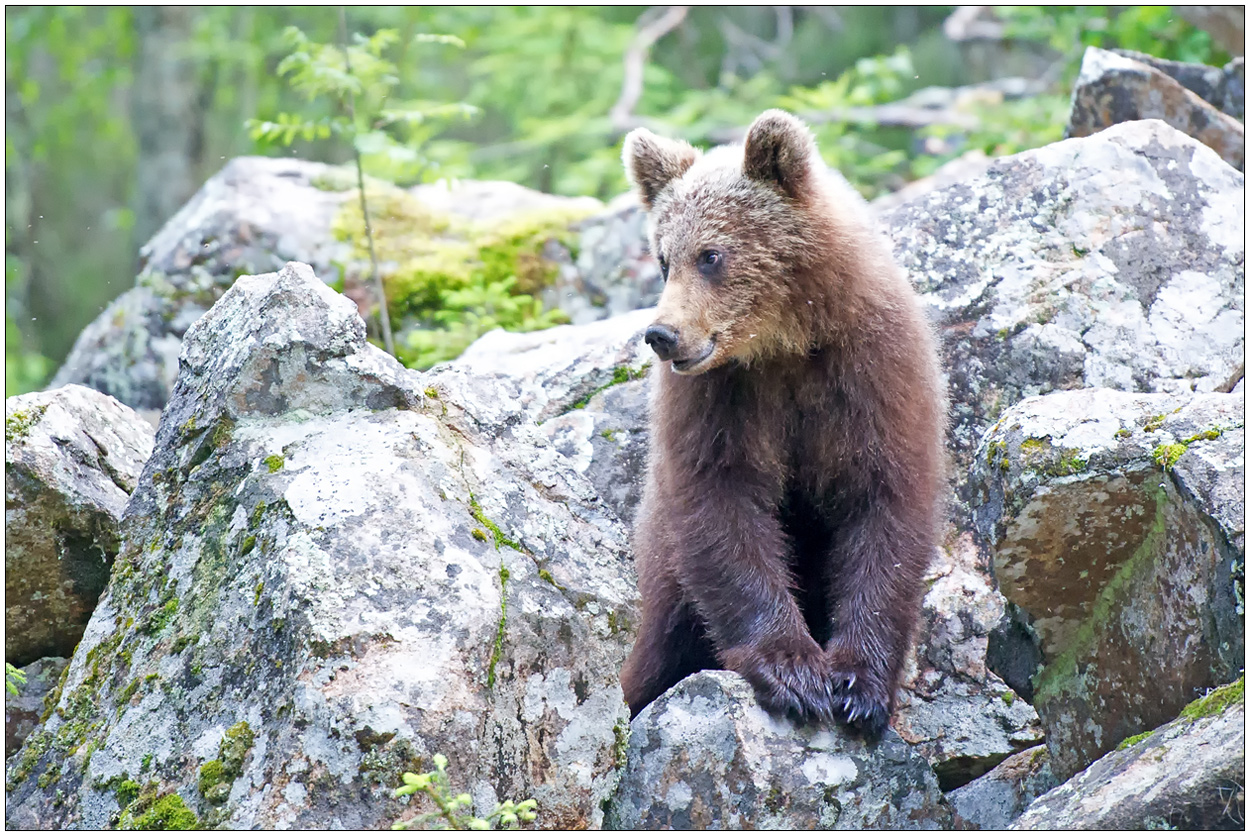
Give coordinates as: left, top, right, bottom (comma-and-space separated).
644, 324, 679, 361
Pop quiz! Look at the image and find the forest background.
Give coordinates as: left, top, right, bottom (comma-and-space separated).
4, 6, 1231, 395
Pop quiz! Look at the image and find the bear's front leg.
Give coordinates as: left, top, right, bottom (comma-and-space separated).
670, 485, 842, 725
822, 502, 932, 739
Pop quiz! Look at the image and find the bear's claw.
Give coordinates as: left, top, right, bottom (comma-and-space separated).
828, 669, 889, 739
727, 641, 890, 739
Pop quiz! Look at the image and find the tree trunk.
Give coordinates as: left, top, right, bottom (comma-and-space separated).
131, 6, 205, 246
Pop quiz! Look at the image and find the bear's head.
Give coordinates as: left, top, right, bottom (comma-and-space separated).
623, 109, 840, 375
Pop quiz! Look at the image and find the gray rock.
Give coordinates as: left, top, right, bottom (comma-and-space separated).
1109, 49, 1245, 120
883, 118, 1245, 497
5, 657, 69, 759
5, 385, 155, 665
893, 533, 1044, 790
5, 263, 635, 830
971, 388, 1244, 780
1066, 47, 1244, 170
52, 157, 359, 412
437, 307, 654, 430
543, 193, 663, 327
1011, 681, 1245, 830
604, 671, 954, 829
948, 744, 1057, 830
456, 313, 657, 527
881, 118, 1242, 786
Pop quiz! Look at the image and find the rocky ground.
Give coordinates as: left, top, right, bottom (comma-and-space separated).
7, 47, 1245, 831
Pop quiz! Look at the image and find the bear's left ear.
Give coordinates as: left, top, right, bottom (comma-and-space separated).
743, 109, 818, 200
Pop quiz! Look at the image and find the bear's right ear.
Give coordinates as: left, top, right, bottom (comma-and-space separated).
623, 129, 699, 209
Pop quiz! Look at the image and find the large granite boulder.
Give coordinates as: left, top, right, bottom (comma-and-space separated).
603, 671, 954, 829
884, 118, 1244, 493
971, 388, 1244, 779
5, 385, 155, 666
875, 117, 1244, 785
1066, 47, 1244, 170
5, 263, 637, 829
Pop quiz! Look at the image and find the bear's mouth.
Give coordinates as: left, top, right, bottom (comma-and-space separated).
671, 337, 717, 374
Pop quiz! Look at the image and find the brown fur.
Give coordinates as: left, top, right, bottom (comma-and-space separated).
620, 110, 947, 737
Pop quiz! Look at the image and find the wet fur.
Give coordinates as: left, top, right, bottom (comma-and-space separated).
620, 110, 947, 738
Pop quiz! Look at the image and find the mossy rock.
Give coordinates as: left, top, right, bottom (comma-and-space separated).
332, 183, 596, 369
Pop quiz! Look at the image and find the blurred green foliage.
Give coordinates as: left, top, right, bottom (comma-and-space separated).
4, 6, 1233, 393
248, 26, 477, 182
999, 6, 1230, 67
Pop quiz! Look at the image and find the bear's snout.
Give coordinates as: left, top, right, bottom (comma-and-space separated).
644, 324, 680, 361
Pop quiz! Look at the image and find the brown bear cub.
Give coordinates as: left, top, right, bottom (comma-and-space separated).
619, 110, 947, 738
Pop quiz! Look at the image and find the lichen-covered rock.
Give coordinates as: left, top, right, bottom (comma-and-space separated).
436, 307, 653, 431
971, 388, 1244, 779
1010, 679, 1245, 830
603, 671, 954, 829
893, 533, 1044, 790
883, 118, 1244, 492
5, 657, 69, 758
5, 385, 155, 665
947, 745, 1057, 829
881, 116, 1242, 788
448, 312, 656, 527
1066, 47, 1244, 170
5, 263, 636, 830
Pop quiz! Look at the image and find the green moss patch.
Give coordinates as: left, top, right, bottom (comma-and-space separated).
1116, 730, 1152, 750
486, 565, 510, 690
1179, 676, 1244, 722
333, 187, 593, 370
198, 720, 256, 806
469, 496, 522, 553
566, 363, 649, 412
1152, 443, 1187, 471
612, 717, 631, 769
1017, 436, 1087, 478
120, 789, 200, 830
5, 403, 47, 442
1152, 426, 1228, 472
263, 454, 284, 473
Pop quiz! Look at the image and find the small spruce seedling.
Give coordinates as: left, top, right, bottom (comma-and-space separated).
248, 20, 476, 357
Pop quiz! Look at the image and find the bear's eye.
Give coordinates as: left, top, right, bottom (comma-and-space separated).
697, 249, 724, 277
658, 254, 669, 281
